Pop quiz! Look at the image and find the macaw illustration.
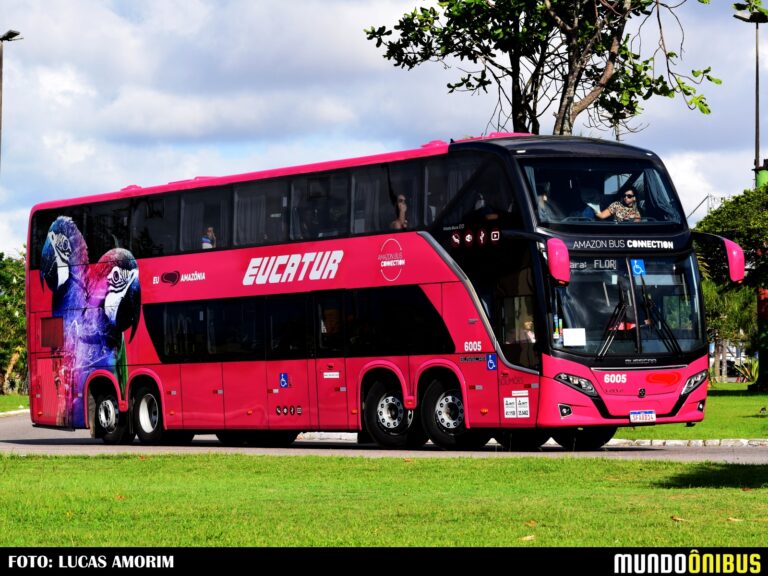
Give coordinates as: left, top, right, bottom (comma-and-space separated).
40, 216, 141, 428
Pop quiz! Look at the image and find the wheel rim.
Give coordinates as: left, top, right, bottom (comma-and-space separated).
434, 392, 464, 430
138, 393, 159, 433
97, 398, 118, 433
376, 394, 406, 430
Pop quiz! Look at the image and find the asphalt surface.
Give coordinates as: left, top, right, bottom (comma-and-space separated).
1, 412, 766, 463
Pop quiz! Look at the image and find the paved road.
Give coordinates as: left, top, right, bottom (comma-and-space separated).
1, 413, 766, 463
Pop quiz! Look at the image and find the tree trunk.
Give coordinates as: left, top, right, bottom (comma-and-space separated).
2, 351, 19, 394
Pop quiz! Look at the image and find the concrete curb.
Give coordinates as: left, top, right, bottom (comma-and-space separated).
298, 431, 768, 447
4, 410, 767, 446
0, 409, 29, 418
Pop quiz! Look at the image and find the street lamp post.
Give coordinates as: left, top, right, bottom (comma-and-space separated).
734, 10, 768, 392
0, 29, 22, 174
734, 11, 768, 185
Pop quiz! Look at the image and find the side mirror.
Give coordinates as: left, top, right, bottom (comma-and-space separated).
692, 232, 745, 283
723, 237, 745, 283
546, 237, 570, 285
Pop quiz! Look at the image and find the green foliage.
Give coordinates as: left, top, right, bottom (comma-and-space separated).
366, 0, 718, 135
735, 356, 759, 383
702, 278, 757, 351
0, 251, 26, 394
0, 455, 766, 546
617, 386, 768, 439
696, 186, 768, 288
0, 394, 28, 412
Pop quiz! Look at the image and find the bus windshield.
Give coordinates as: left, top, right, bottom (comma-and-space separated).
550, 253, 705, 358
518, 157, 684, 227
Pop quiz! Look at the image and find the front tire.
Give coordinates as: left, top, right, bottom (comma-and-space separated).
96, 392, 134, 445
421, 379, 491, 450
134, 385, 164, 444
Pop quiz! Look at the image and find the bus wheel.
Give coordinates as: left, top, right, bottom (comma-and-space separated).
422, 379, 491, 450
95, 392, 134, 445
495, 429, 550, 452
552, 426, 617, 451
364, 381, 414, 448
134, 385, 164, 444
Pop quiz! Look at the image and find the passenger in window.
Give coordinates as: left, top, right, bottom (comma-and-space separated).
523, 320, 536, 343
537, 191, 561, 222
596, 189, 641, 222
201, 226, 216, 249
569, 187, 599, 220
391, 195, 408, 230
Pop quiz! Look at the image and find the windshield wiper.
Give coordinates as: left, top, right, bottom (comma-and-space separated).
638, 275, 682, 355
596, 284, 629, 360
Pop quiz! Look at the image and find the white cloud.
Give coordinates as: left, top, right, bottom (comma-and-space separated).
42, 133, 97, 166
662, 150, 754, 226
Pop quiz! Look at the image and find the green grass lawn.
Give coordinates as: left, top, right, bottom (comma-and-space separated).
616, 385, 768, 440
0, 394, 28, 413
0, 455, 765, 547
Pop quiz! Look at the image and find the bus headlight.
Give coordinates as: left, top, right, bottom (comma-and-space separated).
554, 373, 598, 397
681, 370, 708, 395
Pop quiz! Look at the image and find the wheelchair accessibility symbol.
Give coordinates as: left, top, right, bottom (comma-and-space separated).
631, 259, 646, 276
486, 354, 497, 371
279, 373, 289, 388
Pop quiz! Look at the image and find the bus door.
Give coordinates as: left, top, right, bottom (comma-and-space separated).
313, 292, 349, 429
266, 295, 312, 430
34, 316, 70, 427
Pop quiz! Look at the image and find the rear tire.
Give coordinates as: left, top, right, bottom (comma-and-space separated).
96, 392, 134, 445
134, 385, 164, 444
552, 426, 617, 451
421, 379, 490, 450
495, 429, 550, 452
364, 381, 421, 449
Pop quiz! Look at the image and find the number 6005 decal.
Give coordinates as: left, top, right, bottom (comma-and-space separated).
463, 341, 482, 352
603, 373, 627, 384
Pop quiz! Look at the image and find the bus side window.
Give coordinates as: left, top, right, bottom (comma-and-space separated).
87, 200, 130, 261
131, 196, 179, 258
180, 186, 232, 252
351, 166, 389, 234
267, 294, 310, 360
425, 153, 484, 226
234, 179, 289, 246
389, 161, 422, 230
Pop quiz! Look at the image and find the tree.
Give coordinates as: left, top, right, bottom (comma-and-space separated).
702, 278, 756, 380
0, 251, 26, 394
366, 0, 718, 136
696, 187, 767, 389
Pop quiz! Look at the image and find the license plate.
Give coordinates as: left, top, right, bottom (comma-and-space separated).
630, 410, 656, 423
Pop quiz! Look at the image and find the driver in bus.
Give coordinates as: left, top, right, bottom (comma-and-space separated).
596, 188, 641, 222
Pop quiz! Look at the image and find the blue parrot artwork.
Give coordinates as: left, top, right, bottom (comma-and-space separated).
40, 216, 141, 428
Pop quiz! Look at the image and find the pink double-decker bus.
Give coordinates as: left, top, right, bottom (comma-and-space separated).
26, 134, 744, 450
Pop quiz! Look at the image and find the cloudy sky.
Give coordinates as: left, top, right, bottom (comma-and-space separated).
0, 0, 761, 256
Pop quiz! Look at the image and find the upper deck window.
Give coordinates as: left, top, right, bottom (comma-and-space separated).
518, 158, 684, 229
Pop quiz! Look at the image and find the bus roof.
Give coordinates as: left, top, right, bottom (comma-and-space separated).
30, 133, 656, 213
